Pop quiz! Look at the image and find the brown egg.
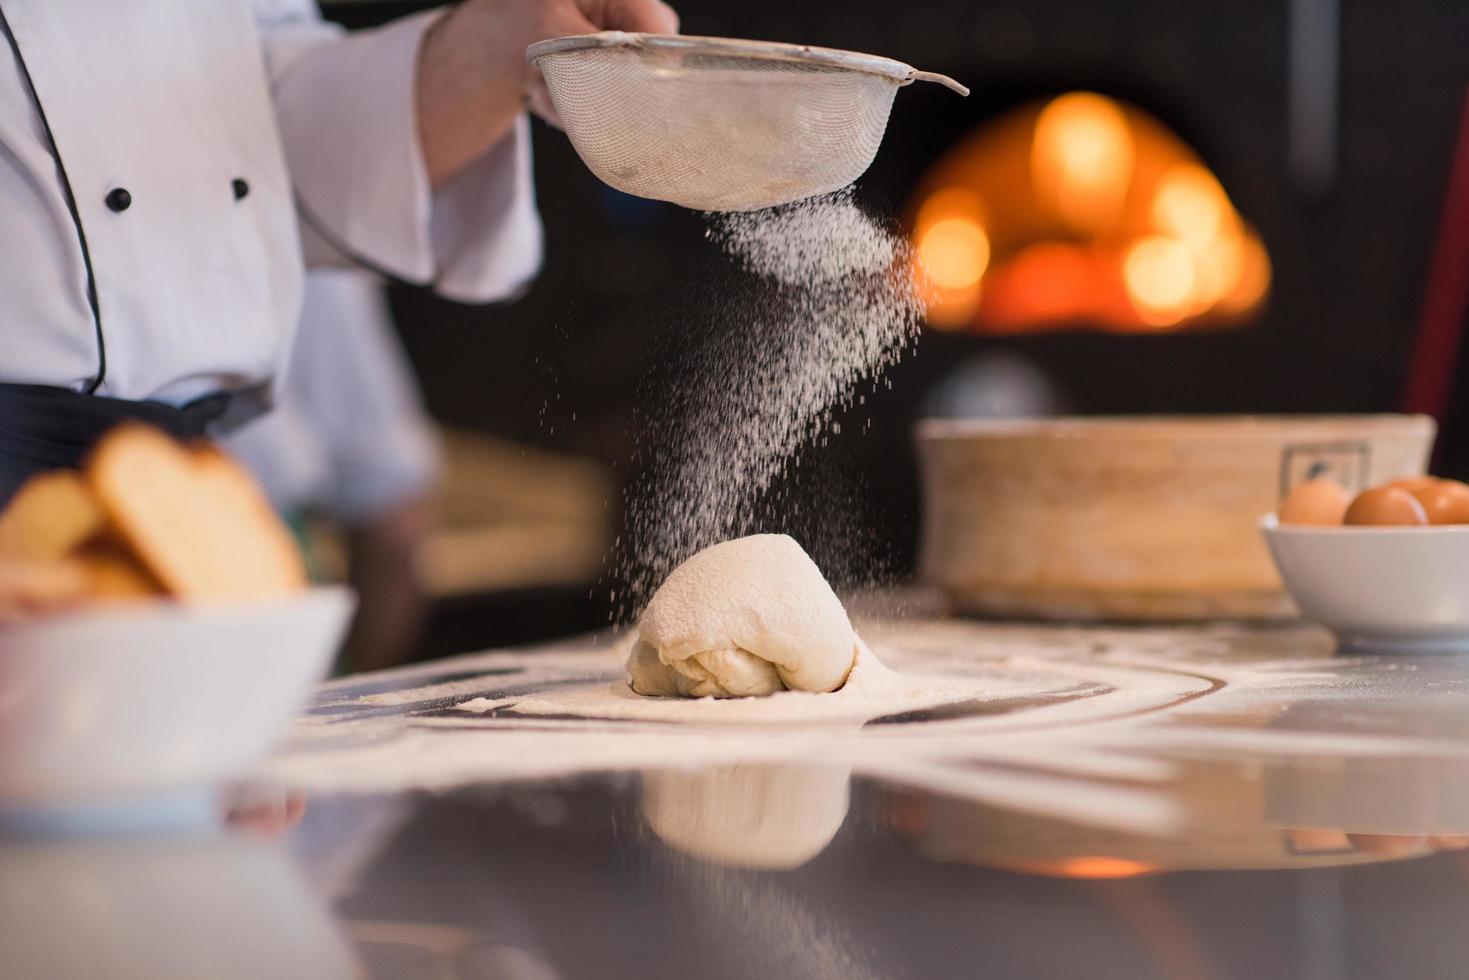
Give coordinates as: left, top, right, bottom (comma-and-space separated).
1411, 480, 1469, 525
1278, 477, 1352, 525
1343, 487, 1429, 526
1385, 475, 1439, 494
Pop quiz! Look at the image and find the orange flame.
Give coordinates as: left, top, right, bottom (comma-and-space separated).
909, 93, 1270, 334
1032, 93, 1136, 233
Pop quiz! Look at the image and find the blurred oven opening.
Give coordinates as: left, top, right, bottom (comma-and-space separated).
908, 92, 1271, 335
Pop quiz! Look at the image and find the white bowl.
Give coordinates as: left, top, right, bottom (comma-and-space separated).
0, 587, 353, 811
1261, 516, 1469, 651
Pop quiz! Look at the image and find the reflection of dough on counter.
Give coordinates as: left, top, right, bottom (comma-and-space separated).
628, 535, 860, 698
641, 764, 852, 870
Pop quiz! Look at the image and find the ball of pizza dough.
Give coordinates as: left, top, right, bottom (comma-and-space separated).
627, 534, 858, 698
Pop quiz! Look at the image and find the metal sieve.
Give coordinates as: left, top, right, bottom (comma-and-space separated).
526, 32, 969, 212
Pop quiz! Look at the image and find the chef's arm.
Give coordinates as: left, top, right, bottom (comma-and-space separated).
255, 0, 673, 304
417, 0, 679, 188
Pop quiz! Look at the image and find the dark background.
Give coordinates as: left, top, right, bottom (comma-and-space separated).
325, 0, 1469, 632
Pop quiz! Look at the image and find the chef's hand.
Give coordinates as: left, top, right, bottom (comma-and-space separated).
417, 0, 680, 188
522, 0, 681, 125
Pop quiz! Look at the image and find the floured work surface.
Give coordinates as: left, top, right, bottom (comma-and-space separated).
267, 611, 1469, 839
38, 611, 1469, 980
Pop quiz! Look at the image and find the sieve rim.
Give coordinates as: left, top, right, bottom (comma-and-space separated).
526, 32, 968, 94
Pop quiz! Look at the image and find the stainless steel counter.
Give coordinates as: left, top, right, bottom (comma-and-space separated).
11, 615, 1469, 979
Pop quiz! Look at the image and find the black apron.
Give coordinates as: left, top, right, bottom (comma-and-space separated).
0, 383, 231, 507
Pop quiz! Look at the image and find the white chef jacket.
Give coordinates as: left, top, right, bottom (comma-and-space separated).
225, 268, 440, 523
0, 0, 542, 407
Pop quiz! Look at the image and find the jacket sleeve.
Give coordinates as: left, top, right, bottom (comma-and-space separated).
252, 1, 542, 303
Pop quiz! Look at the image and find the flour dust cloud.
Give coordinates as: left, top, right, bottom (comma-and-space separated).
612, 188, 926, 618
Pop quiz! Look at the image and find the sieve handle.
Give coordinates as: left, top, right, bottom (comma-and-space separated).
908, 70, 969, 96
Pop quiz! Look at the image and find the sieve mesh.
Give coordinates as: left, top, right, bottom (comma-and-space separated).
529, 34, 967, 212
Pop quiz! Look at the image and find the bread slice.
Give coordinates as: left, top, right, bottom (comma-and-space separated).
0, 470, 107, 560
74, 538, 166, 601
87, 425, 307, 602
0, 557, 92, 624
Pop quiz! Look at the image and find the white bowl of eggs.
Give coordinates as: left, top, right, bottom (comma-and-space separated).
1263, 475, 1469, 651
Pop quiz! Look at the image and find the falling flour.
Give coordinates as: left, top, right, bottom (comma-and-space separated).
613, 187, 924, 616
